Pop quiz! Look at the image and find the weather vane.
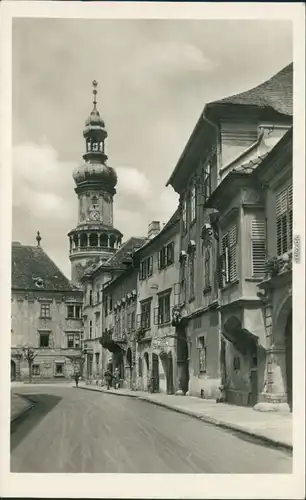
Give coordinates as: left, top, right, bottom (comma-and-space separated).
92, 80, 98, 110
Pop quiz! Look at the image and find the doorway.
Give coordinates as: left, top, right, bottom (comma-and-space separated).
126, 348, 132, 389
11, 360, 16, 381
285, 309, 292, 411
167, 351, 174, 394
152, 353, 159, 393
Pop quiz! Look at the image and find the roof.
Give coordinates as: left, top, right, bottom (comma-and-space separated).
134, 207, 180, 256
12, 243, 77, 291
105, 236, 148, 268
207, 63, 293, 116
167, 63, 293, 191
231, 153, 269, 174
83, 236, 148, 278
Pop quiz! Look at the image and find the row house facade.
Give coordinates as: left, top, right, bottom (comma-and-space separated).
101, 264, 140, 389
81, 237, 146, 380
254, 128, 293, 411
11, 238, 83, 381
133, 214, 181, 394
166, 63, 293, 406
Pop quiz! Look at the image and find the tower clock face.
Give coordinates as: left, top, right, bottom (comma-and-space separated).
89, 209, 100, 221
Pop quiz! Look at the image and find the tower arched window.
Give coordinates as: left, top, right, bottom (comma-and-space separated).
100, 233, 108, 247
80, 234, 87, 248
92, 195, 98, 206
89, 233, 98, 247
87, 140, 92, 152
92, 142, 98, 152
99, 142, 103, 152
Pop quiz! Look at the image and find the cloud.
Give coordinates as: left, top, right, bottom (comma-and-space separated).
12, 142, 179, 277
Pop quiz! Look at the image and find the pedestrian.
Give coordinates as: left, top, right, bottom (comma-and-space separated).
74, 372, 80, 388
104, 369, 113, 390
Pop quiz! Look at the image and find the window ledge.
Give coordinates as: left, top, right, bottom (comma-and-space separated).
221, 279, 239, 292
39, 317, 52, 320
203, 286, 212, 295
188, 296, 196, 303
158, 321, 172, 327
66, 317, 81, 321
245, 277, 264, 283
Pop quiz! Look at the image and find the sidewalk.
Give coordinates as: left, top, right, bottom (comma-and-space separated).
79, 385, 293, 451
11, 392, 34, 423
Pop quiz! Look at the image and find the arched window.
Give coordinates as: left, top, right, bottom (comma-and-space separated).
80, 234, 87, 248
89, 233, 98, 247
100, 234, 108, 247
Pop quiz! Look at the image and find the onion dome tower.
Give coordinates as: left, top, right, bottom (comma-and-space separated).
68, 81, 123, 283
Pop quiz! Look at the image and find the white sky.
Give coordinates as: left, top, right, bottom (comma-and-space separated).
12, 18, 293, 278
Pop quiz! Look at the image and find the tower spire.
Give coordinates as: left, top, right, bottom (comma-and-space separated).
92, 80, 98, 111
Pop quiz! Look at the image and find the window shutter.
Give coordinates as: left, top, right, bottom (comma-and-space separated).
276, 188, 288, 216
217, 255, 225, 289
251, 219, 266, 277
158, 250, 161, 269
288, 183, 293, 249
174, 282, 180, 295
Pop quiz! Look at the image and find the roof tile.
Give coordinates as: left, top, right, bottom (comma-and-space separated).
12, 244, 76, 291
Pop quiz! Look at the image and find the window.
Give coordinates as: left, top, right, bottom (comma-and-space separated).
89, 320, 93, 339
96, 291, 100, 303
140, 256, 153, 280
67, 334, 74, 348
276, 183, 293, 256
140, 301, 151, 330
32, 364, 40, 376
190, 185, 196, 222
75, 334, 80, 348
156, 293, 171, 325
89, 290, 93, 306
182, 199, 187, 232
158, 242, 174, 269
40, 303, 50, 318
189, 253, 195, 300
203, 162, 211, 201
138, 357, 143, 377
109, 295, 113, 312
67, 305, 81, 319
220, 224, 237, 286
40, 333, 49, 348
198, 336, 207, 373
251, 219, 266, 277
55, 363, 63, 375
203, 248, 211, 289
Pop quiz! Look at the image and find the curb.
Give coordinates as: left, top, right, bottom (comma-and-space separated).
10, 397, 35, 429
79, 386, 293, 453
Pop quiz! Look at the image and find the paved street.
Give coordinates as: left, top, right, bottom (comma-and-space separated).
11, 385, 292, 474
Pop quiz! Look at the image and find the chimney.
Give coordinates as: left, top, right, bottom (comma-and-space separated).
148, 221, 160, 239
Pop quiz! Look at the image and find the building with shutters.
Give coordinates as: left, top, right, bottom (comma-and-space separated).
132, 211, 180, 394
11, 236, 83, 382
166, 63, 293, 406
254, 128, 293, 412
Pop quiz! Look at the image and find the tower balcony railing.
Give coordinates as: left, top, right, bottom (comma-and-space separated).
70, 245, 116, 255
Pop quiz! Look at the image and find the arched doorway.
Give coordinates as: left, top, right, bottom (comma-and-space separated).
177, 325, 189, 394
167, 352, 174, 394
126, 348, 132, 389
152, 353, 159, 393
285, 309, 292, 411
11, 360, 16, 381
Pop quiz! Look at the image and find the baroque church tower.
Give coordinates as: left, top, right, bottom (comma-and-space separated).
68, 81, 123, 283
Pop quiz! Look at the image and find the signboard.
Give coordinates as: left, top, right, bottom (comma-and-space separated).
152, 337, 169, 350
